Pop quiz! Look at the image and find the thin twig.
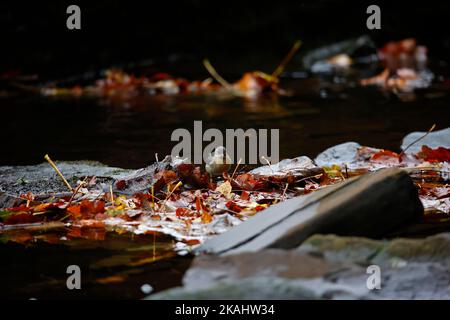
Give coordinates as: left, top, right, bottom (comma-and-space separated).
260, 156, 275, 174
164, 181, 182, 200
203, 59, 232, 89
281, 183, 289, 200
109, 184, 114, 203
44, 154, 73, 192
400, 124, 436, 157
68, 176, 88, 206
160, 181, 182, 213
231, 158, 242, 180
58, 213, 71, 222
272, 40, 302, 78
294, 173, 324, 184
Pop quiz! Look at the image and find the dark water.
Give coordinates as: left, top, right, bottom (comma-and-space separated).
0, 229, 192, 299
1, 74, 450, 299
2, 78, 450, 169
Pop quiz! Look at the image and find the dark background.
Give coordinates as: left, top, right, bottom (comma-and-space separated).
1, 1, 450, 168
2, 0, 450, 79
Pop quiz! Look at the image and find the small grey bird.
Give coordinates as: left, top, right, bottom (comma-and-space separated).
205, 146, 232, 176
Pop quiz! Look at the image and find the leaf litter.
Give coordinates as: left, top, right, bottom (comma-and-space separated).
1, 138, 449, 255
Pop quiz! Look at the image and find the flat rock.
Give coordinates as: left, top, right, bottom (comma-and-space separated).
152, 264, 450, 300
314, 142, 361, 167
298, 234, 384, 264
182, 249, 346, 290
299, 233, 450, 266
0, 161, 133, 207
249, 156, 322, 178
149, 233, 450, 300
401, 127, 450, 154
148, 276, 366, 300
112, 156, 192, 194
198, 168, 423, 255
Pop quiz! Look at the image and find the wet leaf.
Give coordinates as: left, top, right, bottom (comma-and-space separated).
418, 146, 450, 163
215, 181, 232, 198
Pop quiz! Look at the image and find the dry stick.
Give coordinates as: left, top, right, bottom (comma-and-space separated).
272, 40, 302, 78
151, 185, 155, 204
231, 158, 242, 180
260, 156, 275, 174
44, 154, 73, 192
399, 124, 436, 158
281, 183, 289, 200
67, 176, 89, 206
164, 181, 182, 200
109, 184, 114, 203
294, 173, 324, 184
150, 185, 156, 213
203, 59, 233, 89
160, 181, 182, 213
58, 213, 72, 222
239, 165, 249, 173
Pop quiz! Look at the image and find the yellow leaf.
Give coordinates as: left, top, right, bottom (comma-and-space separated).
215, 181, 232, 198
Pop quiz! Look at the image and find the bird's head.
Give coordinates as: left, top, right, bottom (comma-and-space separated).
213, 146, 227, 156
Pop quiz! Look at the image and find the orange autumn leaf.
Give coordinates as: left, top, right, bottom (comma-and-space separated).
176, 207, 192, 217
201, 211, 213, 224
67, 200, 106, 219
225, 200, 243, 213
67, 204, 82, 218
184, 239, 201, 246
195, 196, 202, 212
240, 190, 250, 201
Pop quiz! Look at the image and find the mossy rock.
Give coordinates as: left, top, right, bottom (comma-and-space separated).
300, 233, 450, 267
0, 161, 134, 200
299, 234, 385, 264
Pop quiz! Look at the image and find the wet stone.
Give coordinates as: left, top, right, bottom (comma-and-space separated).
314, 142, 361, 167
198, 168, 423, 255
249, 156, 322, 178
299, 233, 450, 266
401, 127, 450, 154
0, 161, 133, 206
149, 232, 450, 300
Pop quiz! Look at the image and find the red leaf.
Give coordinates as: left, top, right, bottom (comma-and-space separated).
6, 204, 33, 213
370, 150, 400, 164
225, 201, 243, 213
4, 213, 42, 225
418, 146, 450, 163
234, 173, 267, 191
115, 180, 127, 190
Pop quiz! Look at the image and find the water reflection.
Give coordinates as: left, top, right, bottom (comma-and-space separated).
0, 228, 191, 299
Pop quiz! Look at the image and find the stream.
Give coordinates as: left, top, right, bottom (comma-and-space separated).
1, 74, 450, 299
